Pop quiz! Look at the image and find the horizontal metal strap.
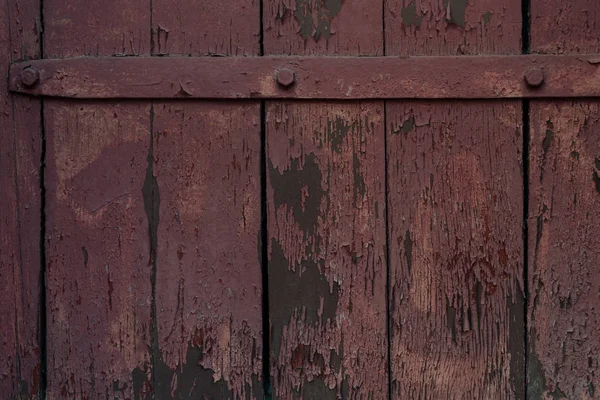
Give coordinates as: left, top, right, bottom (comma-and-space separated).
9, 55, 600, 100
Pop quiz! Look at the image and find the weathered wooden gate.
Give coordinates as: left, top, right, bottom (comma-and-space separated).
1, 0, 599, 399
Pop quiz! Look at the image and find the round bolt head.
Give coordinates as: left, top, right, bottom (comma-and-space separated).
276, 68, 295, 88
20, 67, 40, 87
524, 67, 544, 87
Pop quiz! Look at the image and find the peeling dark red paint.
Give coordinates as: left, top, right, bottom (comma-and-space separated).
267, 102, 387, 398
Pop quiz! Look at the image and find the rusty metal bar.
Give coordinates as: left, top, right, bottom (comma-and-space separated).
9, 55, 600, 99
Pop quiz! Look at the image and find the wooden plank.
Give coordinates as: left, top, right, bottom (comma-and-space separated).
44, 1, 153, 398
11, 54, 600, 100
264, 1, 387, 398
385, 1, 524, 398
151, 1, 263, 398
263, 0, 383, 56
151, 0, 259, 56
0, 0, 42, 398
528, 101, 600, 400
531, 0, 599, 54
387, 101, 524, 398
266, 102, 387, 399
151, 103, 262, 399
385, 0, 521, 56
528, 1, 600, 398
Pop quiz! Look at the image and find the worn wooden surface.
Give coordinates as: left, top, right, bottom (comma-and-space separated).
151, 103, 263, 399
151, 1, 263, 399
151, 0, 259, 56
267, 102, 387, 399
530, 0, 599, 54
528, 1, 600, 398
385, 0, 521, 56
44, 1, 153, 398
263, 0, 383, 56
0, 0, 42, 399
264, 1, 387, 398
387, 102, 524, 399
386, 1, 525, 398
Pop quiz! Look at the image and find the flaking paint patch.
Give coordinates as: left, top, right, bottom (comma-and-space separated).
269, 239, 340, 357
269, 153, 324, 235
293, 0, 343, 41
444, 0, 468, 28
401, 2, 423, 26
593, 158, 600, 195
482, 11, 493, 25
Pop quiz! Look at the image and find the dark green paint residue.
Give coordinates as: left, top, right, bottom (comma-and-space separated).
401, 2, 423, 26
542, 120, 555, 156
444, 0, 467, 28
445, 297, 457, 344
352, 152, 366, 204
570, 151, 580, 160
269, 239, 340, 358
482, 11, 493, 25
153, 342, 233, 400
391, 116, 415, 135
528, 328, 549, 400
595, 158, 600, 195
294, 0, 343, 41
298, 378, 337, 399
507, 288, 525, 399
326, 117, 352, 154
403, 230, 412, 274
269, 153, 324, 235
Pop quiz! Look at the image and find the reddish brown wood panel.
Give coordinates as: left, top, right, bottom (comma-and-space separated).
528, 1, 600, 398
151, 0, 259, 56
44, 1, 153, 398
264, 1, 387, 398
385, 0, 521, 56
151, 103, 263, 399
387, 102, 524, 399
528, 102, 600, 400
266, 102, 387, 399
43, 0, 150, 57
0, 0, 42, 398
263, 0, 383, 56
151, 2, 263, 399
531, 0, 599, 54
385, 1, 524, 398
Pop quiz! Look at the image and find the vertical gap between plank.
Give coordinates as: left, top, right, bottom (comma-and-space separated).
38, 0, 48, 395
383, 100, 392, 400
258, 1, 271, 398
260, 100, 271, 399
521, 0, 531, 398
382, 2, 390, 398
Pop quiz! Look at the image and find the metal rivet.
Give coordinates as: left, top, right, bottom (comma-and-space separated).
524, 67, 544, 87
276, 68, 295, 88
20, 67, 40, 87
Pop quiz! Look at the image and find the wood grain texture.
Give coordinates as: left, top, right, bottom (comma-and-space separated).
267, 102, 387, 399
44, 1, 153, 398
151, 103, 263, 399
264, 1, 387, 398
151, 2, 263, 399
385, 0, 521, 56
43, 0, 150, 57
387, 101, 524, 399
263, 0, 383, 55
151, 0, 259, 55
528, 2, 600, 399
385, 1, 524, 399
45, 102, 153, 399
531, 0, 600, 54
0, 0, 42, 398
528, 101, 600, 400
